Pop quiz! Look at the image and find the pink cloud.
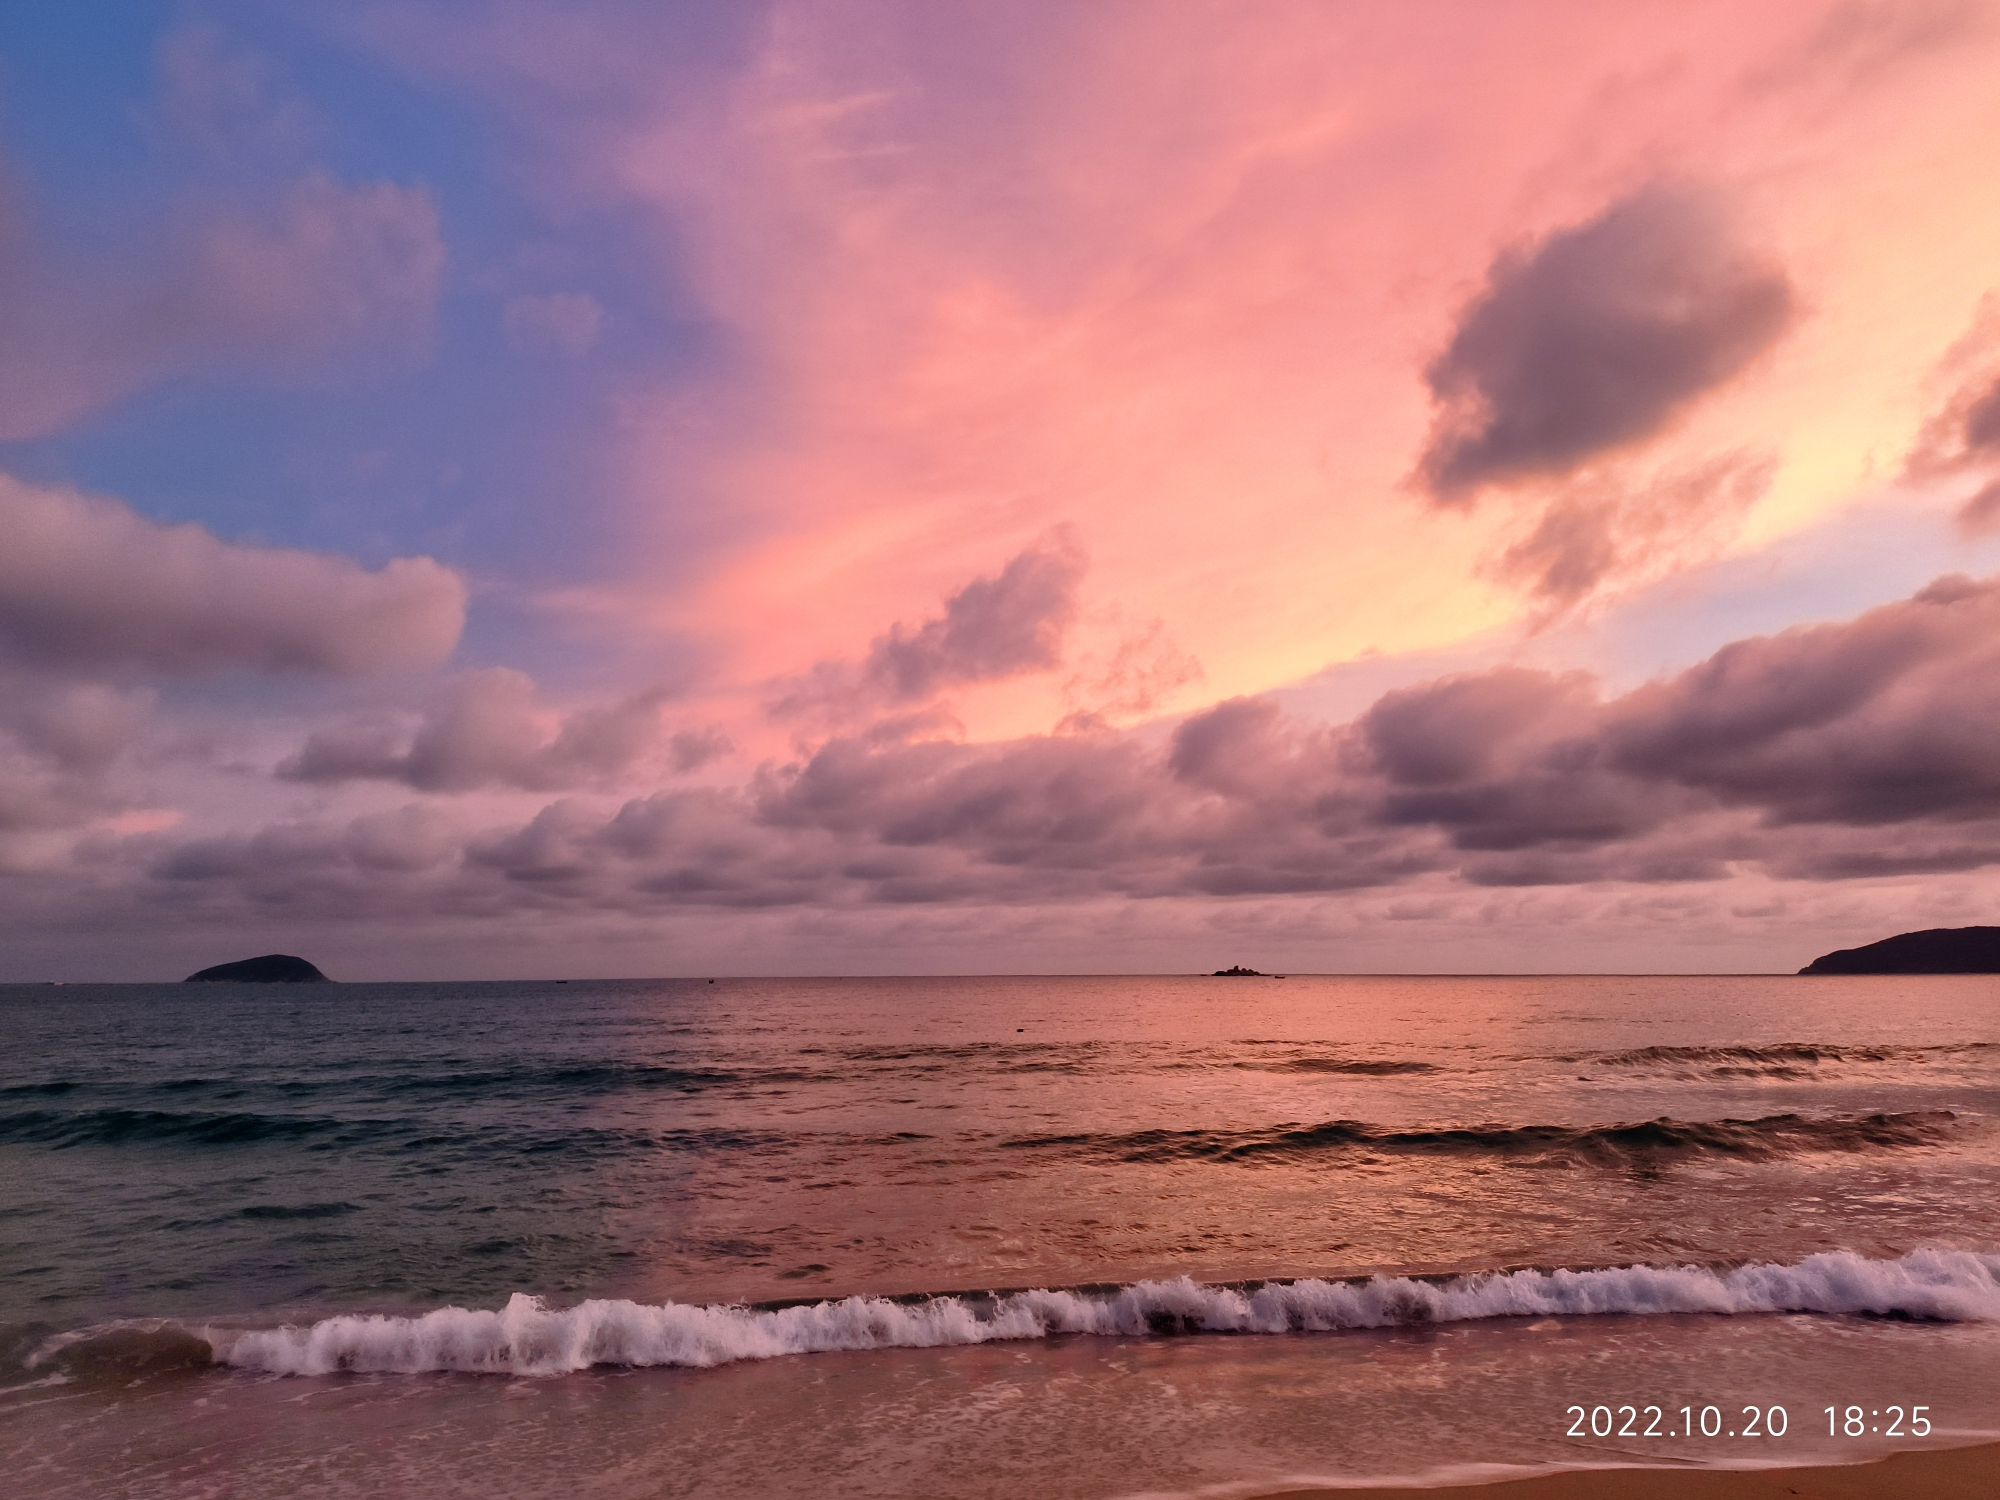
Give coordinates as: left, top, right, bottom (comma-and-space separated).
96, 568, 2000, 931
282, 668, 722, 791
503, 291, 604, 356
0, 475, 466, 675
0, 22, 444, 445
349, 0, 2000, 738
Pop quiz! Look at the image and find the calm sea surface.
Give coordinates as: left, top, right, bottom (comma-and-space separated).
4, 975, 2000, 1497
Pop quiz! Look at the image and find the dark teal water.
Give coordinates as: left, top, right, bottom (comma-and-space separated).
4, 975, 2000, 1496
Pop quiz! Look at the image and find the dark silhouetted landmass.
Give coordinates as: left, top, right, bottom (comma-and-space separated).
184, 954, 330, 983
1212, 965, 1269, 977
1800, 926, 2000, 975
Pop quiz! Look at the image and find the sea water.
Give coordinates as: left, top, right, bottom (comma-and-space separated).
3, 974, 1999, 1496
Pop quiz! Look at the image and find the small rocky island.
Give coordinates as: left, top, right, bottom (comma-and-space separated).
1799, 926, 2000, 975
184, 954, 330, 983
1212, 964, 1271, 977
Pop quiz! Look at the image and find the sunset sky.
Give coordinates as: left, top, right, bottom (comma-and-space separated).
4, 1, 2000, 978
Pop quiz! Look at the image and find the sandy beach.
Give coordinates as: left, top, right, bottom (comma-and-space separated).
1269, 1442, 2000, 1500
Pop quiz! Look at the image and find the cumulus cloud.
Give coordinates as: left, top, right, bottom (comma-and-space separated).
33, 568, 2000, 930
1417, 186, 1795, 500
1360, 668, 1593, 788
1605, 572, 2000, 823
0, 760, 116, 845
153, 804, 463, 884
755, 571, 2000, 887
282, 668, 724, 791
4, 680, 152, 776
0, 676, 155, 862
190, 173, 444, 361
0, 475, 466, 675
1169, 697, 1319, 800
772, 536, 1086, 722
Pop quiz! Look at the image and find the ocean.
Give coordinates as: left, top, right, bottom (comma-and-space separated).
3, 974, 1999, 1497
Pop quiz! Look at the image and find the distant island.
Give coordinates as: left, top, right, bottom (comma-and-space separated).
1800, 926, 2000, 975
1212, 965, 1272, 977
184, 954, 330, 983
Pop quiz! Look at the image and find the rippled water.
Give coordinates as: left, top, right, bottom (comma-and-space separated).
3, 974, 2000, 1496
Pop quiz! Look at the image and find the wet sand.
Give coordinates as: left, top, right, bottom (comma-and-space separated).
1267, 1441, 2000, 1500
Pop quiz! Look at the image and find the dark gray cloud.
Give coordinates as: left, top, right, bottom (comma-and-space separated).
0, 475, 465, 676
1606, 573, 2000, 824
282, 669, 724, 792
1169, 696, 1305, 798
1360, 669, 1591, 788
1362, 669, 1678, 854
772, 536, 1085, 722
1417, 186, 1795, 500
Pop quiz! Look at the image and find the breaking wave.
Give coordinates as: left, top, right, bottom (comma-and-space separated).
27, 1247, 2000, 1380
998, 1110, 1960, 1166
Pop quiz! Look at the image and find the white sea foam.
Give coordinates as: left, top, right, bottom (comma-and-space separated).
199, 1247, 2000, 1377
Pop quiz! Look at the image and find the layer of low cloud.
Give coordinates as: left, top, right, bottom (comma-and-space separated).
0, 675, 155, 867
282, 668, 726, 792
0, 475, 466, 676
155, 803, 464, 883
91, 569, 2000, 927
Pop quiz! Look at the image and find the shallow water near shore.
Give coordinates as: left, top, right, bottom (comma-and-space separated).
4, 974, 2000, 1496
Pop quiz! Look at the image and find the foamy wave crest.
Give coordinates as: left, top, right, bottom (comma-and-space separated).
192, 1247, 2000, 1377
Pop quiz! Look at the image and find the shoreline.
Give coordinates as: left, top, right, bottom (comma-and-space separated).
1259, 1441, 2000, 1499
